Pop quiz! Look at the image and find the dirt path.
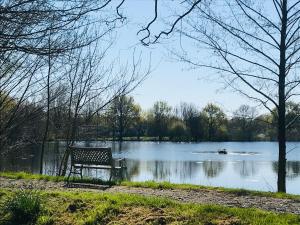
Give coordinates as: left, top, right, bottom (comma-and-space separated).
0, 177, 299, 215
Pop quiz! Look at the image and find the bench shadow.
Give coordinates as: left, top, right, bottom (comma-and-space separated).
64, 182, 112, 190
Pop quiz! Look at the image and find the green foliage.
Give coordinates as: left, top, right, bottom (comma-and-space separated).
98, 99, 300, 142
4, 190, 42, 224
179, 103, 206, 141
105, 95, 142, 141
148, 101, 172, 141
7, 91, 300, 143
203, 103, 228, 141
169, 120, 188, 141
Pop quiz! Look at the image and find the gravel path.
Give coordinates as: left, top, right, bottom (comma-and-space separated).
1, 177, 299, 215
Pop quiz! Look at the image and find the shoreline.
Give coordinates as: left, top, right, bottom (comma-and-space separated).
45, 138, 281, 143
0, 172, 299, 201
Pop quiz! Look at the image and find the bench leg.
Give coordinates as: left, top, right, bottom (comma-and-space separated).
109, 169, 113, 183
67, 165, 73, 186
80, 166, 83, 179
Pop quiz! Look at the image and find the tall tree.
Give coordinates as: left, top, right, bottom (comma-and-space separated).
202, 103, 227, 141
179, 102, 205, 141
231, 105, 258, 141
148, 101, 172, 141
141, 0, 300, 193
107, 95, 141, 141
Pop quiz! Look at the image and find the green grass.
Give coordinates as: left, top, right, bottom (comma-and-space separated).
0, 188, 299, 225
4, 190, 42, 224
0, 171, 115, 186
1, 171, 300, 201
120, 180, 300, 200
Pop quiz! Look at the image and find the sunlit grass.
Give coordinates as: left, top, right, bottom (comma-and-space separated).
0, 171, 114, 185
0, 188, 299, 225
120, 180, 300, 200
1, 171, 300, 201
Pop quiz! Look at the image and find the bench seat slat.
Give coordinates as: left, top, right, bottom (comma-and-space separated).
74, 164, 122, 169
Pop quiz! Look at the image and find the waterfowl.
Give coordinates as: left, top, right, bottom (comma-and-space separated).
218, 149, 228, 154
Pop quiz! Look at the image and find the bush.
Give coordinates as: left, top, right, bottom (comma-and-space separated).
5, 190, 42, 224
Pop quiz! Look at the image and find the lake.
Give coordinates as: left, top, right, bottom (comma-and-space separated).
1, 141, 300, 194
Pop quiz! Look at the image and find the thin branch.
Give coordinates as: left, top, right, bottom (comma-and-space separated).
139, 0, 202, 45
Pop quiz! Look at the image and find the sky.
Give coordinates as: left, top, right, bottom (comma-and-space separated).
109, 0, 264, 114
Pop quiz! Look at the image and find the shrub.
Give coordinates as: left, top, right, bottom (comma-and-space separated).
5, 190, 42, 224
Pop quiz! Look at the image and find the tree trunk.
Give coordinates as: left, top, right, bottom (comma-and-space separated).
277, 109, 286, 193
119, 117, 123, 142
40, 35, 52, 174
58, 113, 77, 176
277, 0, 287, 193
118, 97, 124, 142
118, 109, 123, 141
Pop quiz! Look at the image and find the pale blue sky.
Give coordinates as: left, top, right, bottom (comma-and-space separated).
111, 0, 260, 113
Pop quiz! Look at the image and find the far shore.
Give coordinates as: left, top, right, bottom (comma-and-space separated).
45, 136, 282, 143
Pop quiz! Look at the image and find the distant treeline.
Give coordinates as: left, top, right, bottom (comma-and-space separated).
14, 95, 300, 142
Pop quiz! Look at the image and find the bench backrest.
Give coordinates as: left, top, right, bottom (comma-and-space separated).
69, 146, 112, 166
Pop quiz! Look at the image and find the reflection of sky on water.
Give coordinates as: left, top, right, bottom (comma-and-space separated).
1, 141, 300, 194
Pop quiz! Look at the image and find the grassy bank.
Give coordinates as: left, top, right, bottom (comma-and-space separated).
121, 181, 300, 200
0, 188, 299, 225
0, 172, 114, 186
1, 172, 300, 201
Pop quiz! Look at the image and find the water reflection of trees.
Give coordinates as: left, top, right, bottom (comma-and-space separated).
202, 161, 225, 178
111, 141, 132, 153
0, 144, 39, 173
152, 161, 199, 180
233, 161, 258, 177
81, 159, 225, 181
42, 141, 63, 175
124, 160, 200, 181
272, 161, 300, 179
125, 160, 140, 177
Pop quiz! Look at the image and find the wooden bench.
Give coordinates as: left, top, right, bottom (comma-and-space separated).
67, 146, 126, 183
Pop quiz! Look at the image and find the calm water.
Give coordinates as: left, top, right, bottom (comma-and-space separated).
1, 141, 300, 194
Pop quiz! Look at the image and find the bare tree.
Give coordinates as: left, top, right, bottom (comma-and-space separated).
56, 42, 150, 175
40, 27, 53, 174
0, 0, 126, 153
139, 0, 300, 193
0, 0, 126, 55
0, 53, 44, 150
